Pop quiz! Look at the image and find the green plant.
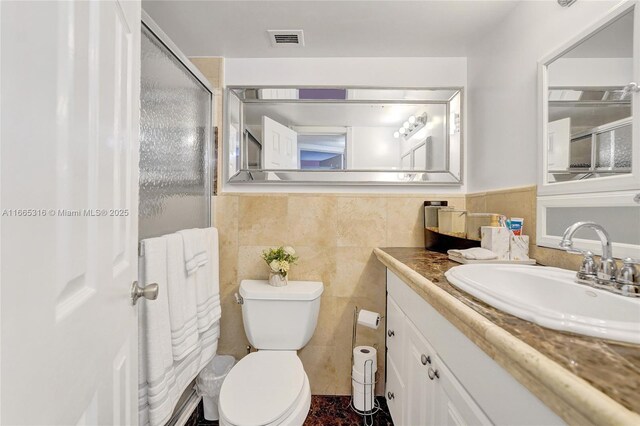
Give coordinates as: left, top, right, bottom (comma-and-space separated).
261, 246, 298, 277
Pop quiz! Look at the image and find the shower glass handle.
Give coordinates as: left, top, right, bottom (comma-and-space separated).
131, 281, 159, 305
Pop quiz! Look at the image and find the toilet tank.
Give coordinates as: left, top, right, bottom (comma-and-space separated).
239, 280, 323, 350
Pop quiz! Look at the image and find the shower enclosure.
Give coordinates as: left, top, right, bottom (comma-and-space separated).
140, 14, 214, 240
139, 11, 215, 423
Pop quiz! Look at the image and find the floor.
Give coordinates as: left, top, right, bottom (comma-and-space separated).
186, 395, 394, 426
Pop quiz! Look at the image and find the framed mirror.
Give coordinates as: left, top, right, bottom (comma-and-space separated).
225, 87, 463, 185
537, 2, 640, 259
539, 2, 640, 195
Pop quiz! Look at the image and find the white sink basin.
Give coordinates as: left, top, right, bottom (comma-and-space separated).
445, 264, 640, 344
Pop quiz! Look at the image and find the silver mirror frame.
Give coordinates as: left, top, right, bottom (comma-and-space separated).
224, 86, 464, 186
537, 1, 640, 196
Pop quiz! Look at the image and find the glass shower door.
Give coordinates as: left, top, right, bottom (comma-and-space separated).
139, 24, 212, 240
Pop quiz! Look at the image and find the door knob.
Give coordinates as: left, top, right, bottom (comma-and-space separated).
428, 367, 440, 380
387, 329, 395, 337
131, 281, 159, 305
421, 354, 431, 365
387, 391, 395, 400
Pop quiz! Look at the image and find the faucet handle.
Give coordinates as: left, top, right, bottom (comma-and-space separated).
598, 257, 618, 281
617, 258, 639, 285
580, 251, 597, 276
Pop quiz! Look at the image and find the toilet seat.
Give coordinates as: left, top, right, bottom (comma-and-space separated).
219, 351, 311, 426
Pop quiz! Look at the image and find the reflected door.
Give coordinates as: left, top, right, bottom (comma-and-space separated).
263, 116, 298, 169
1, 1, 140, 424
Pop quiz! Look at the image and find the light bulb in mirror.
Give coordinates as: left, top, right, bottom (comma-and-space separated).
399, 127, 406, 134
393, 131, 400, 138
403, 121, 410, 129
408, 116, 416, 124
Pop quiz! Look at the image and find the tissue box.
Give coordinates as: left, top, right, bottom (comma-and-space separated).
481, 226, 510, 260
510, 235, 530, 261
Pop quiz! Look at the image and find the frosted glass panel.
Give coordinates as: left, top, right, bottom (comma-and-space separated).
546, 206, 640, 245
595, 123, 633, 169
139, 25, 212, 239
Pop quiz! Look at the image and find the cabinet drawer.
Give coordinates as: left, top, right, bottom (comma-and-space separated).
385, 355, 405, 425
386, 295, 405, 371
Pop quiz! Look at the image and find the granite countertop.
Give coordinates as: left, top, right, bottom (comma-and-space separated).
374, 247, 640, 426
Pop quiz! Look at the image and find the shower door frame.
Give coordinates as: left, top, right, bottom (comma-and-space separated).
141, 10, 215, 232
140, 10, 215, 424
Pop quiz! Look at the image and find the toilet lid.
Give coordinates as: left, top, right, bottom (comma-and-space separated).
219, 351, 305, 426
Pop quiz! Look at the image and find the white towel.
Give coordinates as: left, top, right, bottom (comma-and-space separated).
165, 233, 200, 361
140, 321, 220, 426
178, 228, 208, 275
448, 247, 498, 260
138, 228, 223, 426
189, 228, 221, 332
138, 237, 176, 426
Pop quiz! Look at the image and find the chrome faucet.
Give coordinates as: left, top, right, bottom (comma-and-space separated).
559, 221, 639, 297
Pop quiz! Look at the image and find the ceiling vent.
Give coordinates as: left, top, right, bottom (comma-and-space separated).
268, 30, 305, 47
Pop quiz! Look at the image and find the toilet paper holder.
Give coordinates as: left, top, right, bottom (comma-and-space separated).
349, 307, 384, 423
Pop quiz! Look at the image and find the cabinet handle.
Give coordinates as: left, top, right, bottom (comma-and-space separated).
387, 329, 395, 337
387, 391, 395, 400
421, 354, 431, 365
428, 367, 440, 380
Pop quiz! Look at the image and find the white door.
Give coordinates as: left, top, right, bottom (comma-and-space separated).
547, 117, 571, 172
263, 116, 298, 169
1, 1, 141, 425
404, 319, 437, 426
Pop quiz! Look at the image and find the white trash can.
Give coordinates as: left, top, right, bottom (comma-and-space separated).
196, 355, 236, 421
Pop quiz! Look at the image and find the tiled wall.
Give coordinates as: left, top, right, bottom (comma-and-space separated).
466, 185, 584, 271
214, 193, 465, 395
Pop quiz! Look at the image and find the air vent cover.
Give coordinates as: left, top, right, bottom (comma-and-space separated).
268, 30, 305, 47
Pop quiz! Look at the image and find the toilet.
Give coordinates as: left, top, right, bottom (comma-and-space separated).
219, 279, 324, 426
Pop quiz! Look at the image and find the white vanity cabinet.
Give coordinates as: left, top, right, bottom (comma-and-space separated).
385, 269, 564, 426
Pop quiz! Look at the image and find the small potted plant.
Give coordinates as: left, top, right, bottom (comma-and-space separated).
261, 246, 298, 287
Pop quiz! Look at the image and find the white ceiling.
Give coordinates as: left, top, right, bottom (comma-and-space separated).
142, 0, 521, 58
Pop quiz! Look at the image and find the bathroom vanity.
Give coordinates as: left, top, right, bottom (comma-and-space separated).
376, 248, 640, 426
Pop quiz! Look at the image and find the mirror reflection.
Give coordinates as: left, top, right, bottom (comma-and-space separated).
227, 88, 462, 184
546, 9, 634, 183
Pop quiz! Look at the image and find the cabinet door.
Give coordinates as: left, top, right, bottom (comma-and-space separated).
385, 355, 405, 425
386, 295, 405, 373
433, 355, 492, 426
404, 319, 437, 426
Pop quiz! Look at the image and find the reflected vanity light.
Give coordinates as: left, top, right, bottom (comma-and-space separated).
394, 113, 428, 139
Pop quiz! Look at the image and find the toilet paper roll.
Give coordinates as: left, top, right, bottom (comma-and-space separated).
352, 379, 375, 412
352, 366, 376, 384
353, 346, 377, 375
357, 309, 381, 329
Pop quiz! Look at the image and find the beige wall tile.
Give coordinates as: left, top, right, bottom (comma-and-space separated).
334, 247, 386, 299
237, 245, 271, 282
238, 195, 289, 246
218, 292, 249, 359
337, 197, 387, 247
386, 197, 426, 247
291, 246, 337, 296
189, 57, 223, 87
287, 196, 337, 247
298, 344, 338, 394
307, 296, 339, 347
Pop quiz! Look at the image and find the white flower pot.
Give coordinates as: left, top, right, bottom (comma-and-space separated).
268, 272, 288, 287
